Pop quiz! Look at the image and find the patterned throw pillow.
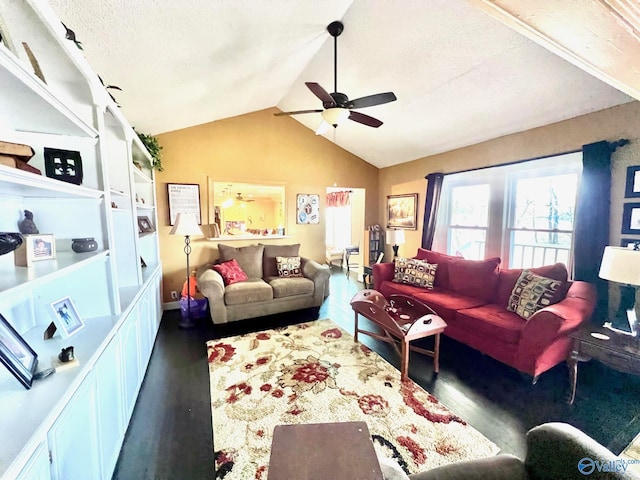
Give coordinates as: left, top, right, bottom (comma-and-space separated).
276, 256, 303, 277
393, 257, 437, 289
213, 258, 249, 286
507, 270, 564, 319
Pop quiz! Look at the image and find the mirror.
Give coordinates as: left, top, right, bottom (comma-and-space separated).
207, 179, 285, 239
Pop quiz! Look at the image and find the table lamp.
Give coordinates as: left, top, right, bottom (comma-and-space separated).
598, 245, 640, 336
169, 213, 204, 328
386, 229, 405, 258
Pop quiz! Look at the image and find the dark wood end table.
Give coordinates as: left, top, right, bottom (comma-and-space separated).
267, 421, 383, 479
362, 265, 373, 288
567, 324, 640, 404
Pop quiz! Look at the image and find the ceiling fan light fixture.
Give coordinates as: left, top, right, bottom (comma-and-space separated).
322, 107, 350, 127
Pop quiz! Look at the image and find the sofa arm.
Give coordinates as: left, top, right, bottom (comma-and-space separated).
195, 263, 228, 324
408, 454, 526, 480
518, 281, 596, 355
525, 422, 640, 480
373, 262, 395, 291
301, 257, 331, 302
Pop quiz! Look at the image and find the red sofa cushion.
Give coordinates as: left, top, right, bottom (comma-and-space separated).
415, 248, 459, 289
495, 263, 568, 308
447, 257, 501, 302
454, 304, 526, 345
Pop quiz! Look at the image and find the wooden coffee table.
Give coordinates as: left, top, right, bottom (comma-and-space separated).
350, 289, 447, 381
267, 421, 383, 479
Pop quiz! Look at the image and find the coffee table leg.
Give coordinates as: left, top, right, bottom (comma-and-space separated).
567, 357, 578, 405
401, 339, 409, 381
354, 312, 359, 343
434, 333, 441, 373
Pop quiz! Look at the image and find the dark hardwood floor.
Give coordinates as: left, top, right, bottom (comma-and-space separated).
112, 268, 640, 479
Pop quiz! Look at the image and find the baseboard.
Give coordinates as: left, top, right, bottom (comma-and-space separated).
163, 301, 180, 311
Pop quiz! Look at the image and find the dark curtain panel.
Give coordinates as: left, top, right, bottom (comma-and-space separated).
574, 139, 629, 321
421, 172, 444, 249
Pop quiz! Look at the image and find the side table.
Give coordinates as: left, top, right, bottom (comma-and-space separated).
567, 324, 640, 404
362, 264, 373, 288
345, 246, 359, 276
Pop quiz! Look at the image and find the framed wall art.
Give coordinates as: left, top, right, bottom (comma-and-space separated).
387, 193, 418, 230
44, 148, 83, 185
50, 296, 84, 339
0, 313, 38, 389
167, 183, 201, 226
622, 203, 640, 235
296, 194, 319, 224
14, 233, 56, 267
626, 166, 640, 198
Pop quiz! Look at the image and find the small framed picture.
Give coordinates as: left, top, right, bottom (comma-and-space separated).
622, 203, 640, 235
14, 233, 56, 267
137, 216, 154, 233
43, 148, 83, 185
387, 193, 418, 230
621, 238, 640, 250
0, 313, 38, 389
50, 296, 84, 339
625, 166, 640, 198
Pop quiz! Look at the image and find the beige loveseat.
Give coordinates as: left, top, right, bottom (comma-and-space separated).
196, 243, 330, 325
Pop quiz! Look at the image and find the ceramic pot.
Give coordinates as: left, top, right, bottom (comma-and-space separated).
71, 237, 97, 253
0, 232, 23, 256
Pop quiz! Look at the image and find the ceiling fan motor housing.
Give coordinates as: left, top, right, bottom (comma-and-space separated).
327, 92, 350, 109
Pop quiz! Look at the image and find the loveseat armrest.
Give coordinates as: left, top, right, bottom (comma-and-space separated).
373, 262, 395, 291
301, 257, 331, 301
195, 263, 228, 324
408, 454, 526, 480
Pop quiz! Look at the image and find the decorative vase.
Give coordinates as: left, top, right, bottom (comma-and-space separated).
71, 237, 97, 253
0, 233, 23, 255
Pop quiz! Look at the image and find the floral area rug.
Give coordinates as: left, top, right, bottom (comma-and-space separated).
208, 319, 499, 479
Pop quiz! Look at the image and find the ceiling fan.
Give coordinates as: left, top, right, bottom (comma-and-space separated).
235, 193, 255, 202
274, 20, 397, 135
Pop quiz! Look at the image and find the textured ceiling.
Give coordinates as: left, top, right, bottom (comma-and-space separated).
48, 0, 634, 168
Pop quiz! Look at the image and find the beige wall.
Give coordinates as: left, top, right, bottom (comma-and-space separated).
155, 107, 379, 302
379, 101, 640, 260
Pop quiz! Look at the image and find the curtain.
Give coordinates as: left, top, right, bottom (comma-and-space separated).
574, 139, 629, 320
421, 173, 444, 249
326, 191, 352, 248
326, 191, 351, 208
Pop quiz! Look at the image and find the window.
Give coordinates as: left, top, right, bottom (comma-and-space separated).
433, 152, 582, 271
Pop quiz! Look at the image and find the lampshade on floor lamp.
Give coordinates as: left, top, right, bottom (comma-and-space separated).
386, 229, 405, 258
599, 246, 640, 336
169, 213, 203, 329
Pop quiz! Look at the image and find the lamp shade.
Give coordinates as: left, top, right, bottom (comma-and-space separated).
169, 213, 203, 236
599, 246, 640, 286
386, 229, 405, 245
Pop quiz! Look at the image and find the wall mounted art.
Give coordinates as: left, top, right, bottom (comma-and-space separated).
387, 193, 418, 230
296, 194, 319, 224
44, 147, 83, 185
167, 183, 201, 226
626, 166, 640, 198
622, 203, 640, 235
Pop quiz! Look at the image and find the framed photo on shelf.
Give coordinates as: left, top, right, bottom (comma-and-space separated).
622, 203, 640, 235
625, 166, 640, 198
49, 296, 84, 339
387, 193, 418, 230
138, 216, 155, 233
14, 233, 56, 267
0, 313, 38, 389
43, 148, 83, 185
167, 183, 201, 226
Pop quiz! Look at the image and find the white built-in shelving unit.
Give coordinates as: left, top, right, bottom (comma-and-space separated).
0, 1, 162, 479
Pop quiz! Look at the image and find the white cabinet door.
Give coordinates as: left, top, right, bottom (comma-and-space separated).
94, 335, 125, 479
15, 442, 51, 480
48, 372, 101, 480
121, 307, 141, 421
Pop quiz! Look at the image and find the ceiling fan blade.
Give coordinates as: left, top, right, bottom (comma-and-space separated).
315, 120, 331, 136
350, 92, 397, 109
274, 109, 323, 116
348, 111, 383, 128
305, 82, 336, 107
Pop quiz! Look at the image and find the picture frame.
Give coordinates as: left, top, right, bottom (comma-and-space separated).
14, 233, 56, 267
167, 183, 201, 226
43, 148, 83, 185
0, 313, 38, 389
625, 166, 640, 198
138, 216, 155, 233
622, 203, 640, 235
296, 194, 320, 224
387, 193, 418, 230
49, 296, 84, 339
621, 238, 640, 250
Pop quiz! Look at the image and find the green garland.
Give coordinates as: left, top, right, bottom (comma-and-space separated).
135, 131, 164, 171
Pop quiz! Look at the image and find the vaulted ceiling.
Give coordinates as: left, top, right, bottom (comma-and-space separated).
48, 0, 639, 168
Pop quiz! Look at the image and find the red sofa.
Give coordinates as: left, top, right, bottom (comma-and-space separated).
373, 248, 597, 380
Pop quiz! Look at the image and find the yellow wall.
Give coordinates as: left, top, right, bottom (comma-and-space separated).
155, 107, 379, 301
378, 101, 640, 260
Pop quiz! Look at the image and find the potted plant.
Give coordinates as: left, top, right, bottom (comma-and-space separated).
135, 130, 164, 171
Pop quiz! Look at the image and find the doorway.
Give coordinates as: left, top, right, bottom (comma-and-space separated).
325, 187, 365, 276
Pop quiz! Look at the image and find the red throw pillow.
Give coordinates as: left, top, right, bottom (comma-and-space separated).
212, 258, 248, 286
447, 257, 501, 301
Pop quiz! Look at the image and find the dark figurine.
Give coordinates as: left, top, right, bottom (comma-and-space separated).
18, 210, 39, 234
58, 346, 74, 363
